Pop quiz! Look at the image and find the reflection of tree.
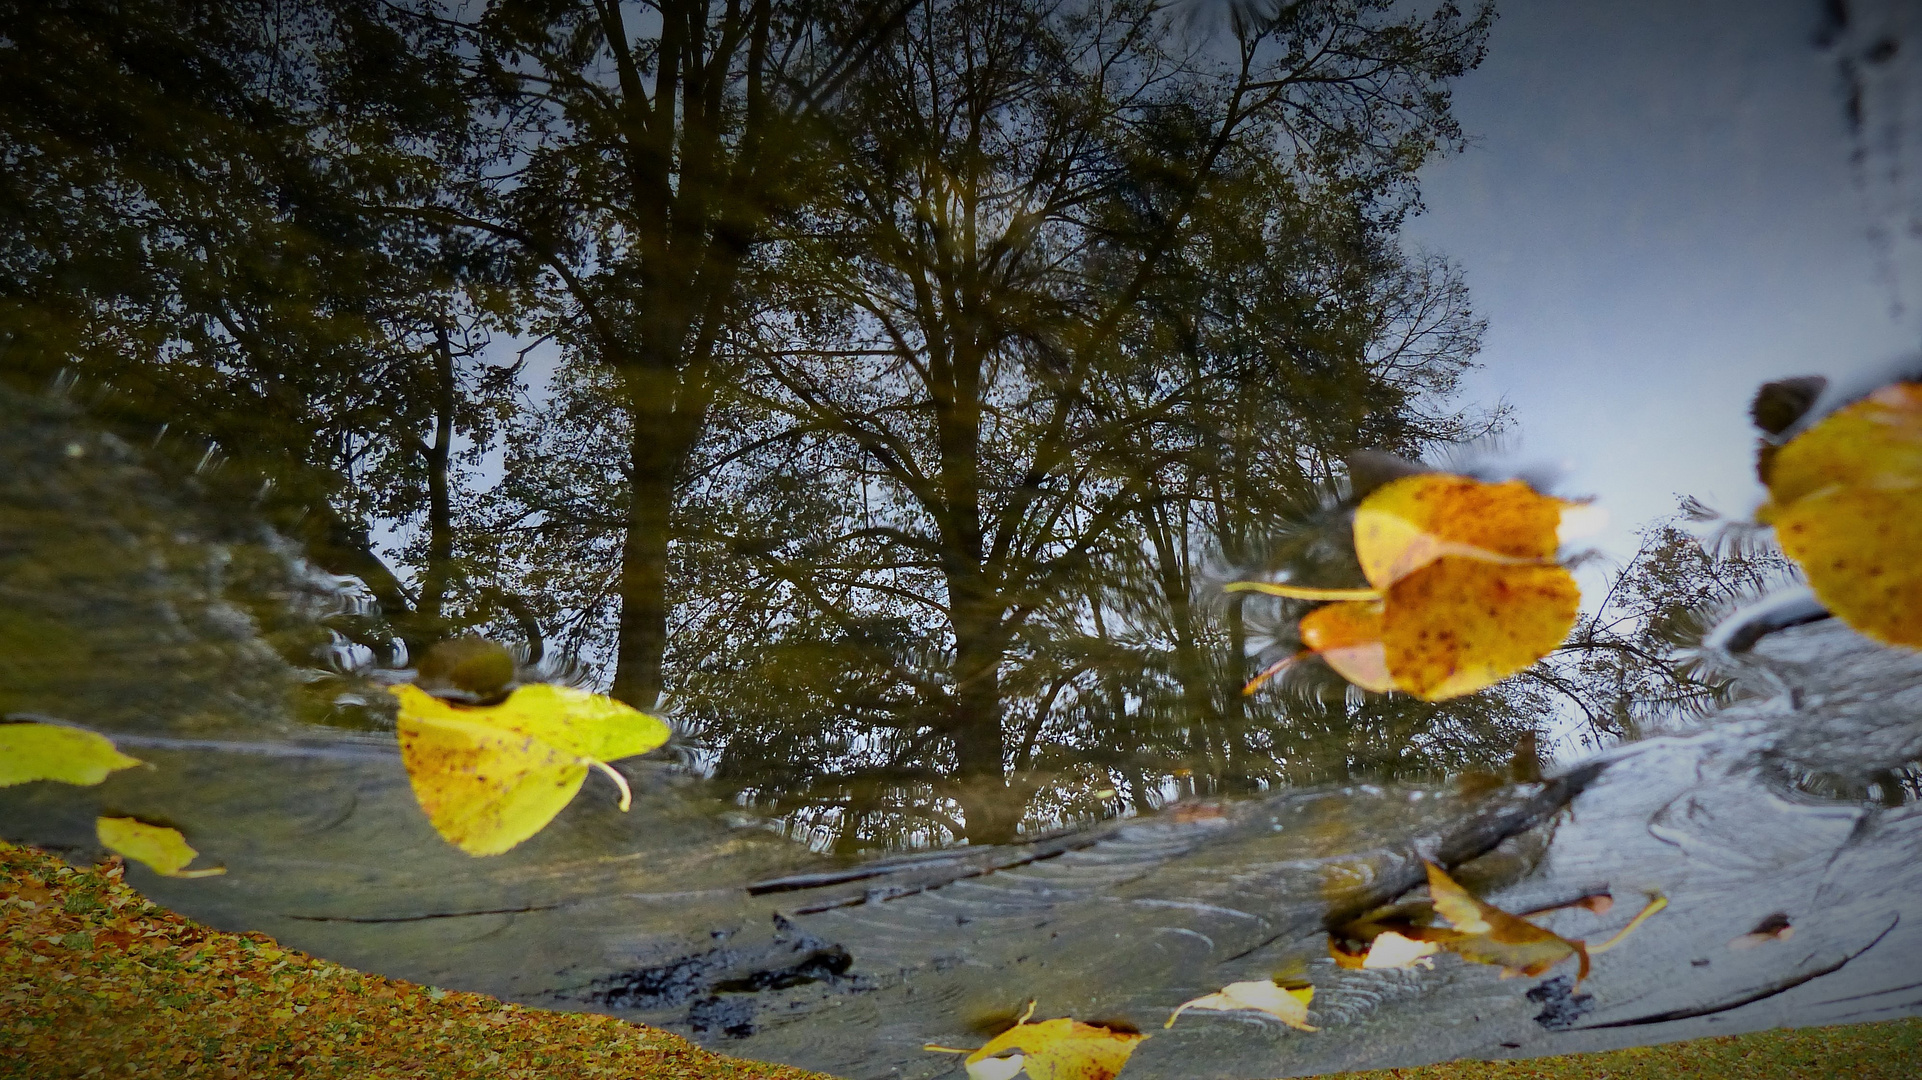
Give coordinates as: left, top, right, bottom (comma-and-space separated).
3, 0, 1538, 850
663, 0, 1506, 847
390, 0, 915, 709
1538, 501, 1798, 746
0, 1, 521, 666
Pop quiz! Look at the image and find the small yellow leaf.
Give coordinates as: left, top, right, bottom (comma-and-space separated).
96, 817, 225, 878
928, 1004, 1146, 1080
1758, 383, 1922, 646
1165, 980, 1316, 1031
1360, 930, 1442, 970
390, 683, 670, 857
0, 723, 143, 788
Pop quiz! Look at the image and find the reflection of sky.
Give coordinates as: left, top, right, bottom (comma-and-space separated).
1403, 0, 1918, 572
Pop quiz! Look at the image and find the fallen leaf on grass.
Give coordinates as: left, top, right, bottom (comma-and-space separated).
391, 683, 670, 856
927, 1001, 1147, 1080
1165, 980, 1316, 1031
1756, 381, 1922, 647
95, 818, 224, 878
0, 722, 143, 787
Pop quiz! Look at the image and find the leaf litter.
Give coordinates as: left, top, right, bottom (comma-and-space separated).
0, 840, 828, 1080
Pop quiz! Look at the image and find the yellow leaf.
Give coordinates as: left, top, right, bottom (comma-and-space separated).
0, 723, 143, 787
1358, 474, 1580, 700
1424, 861, 1586, 980
390, 683, 671, 857
96, 817, 225, 878
1359, 930, 1443, 970
927, 1004, 1146, 1080
1165, 980, 1316, 1032
1759, 382, 1922, 646
1235, 474, 1583, 701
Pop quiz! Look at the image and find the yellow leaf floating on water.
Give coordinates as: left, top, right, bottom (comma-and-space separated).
391, 683, 671, 856
1334, 867, 1661, 981
926, 1002, 1146, 1080
96, 817, 225, 878
1758, 382, 1922, 647
1232, 474, 1582, 700
1423, 860, 1588, 980
0, 723, 143, 787
1358, 929, 1444, 970
1165, 980, 1316, 1031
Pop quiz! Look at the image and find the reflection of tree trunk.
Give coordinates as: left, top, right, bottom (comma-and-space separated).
1226, 592, 1248, 727
937, 356, 1020, 843
413, 322, 458, 655
949, 600, 1014, 843
612, 385, 677, 709
1148, 498, 1227, 777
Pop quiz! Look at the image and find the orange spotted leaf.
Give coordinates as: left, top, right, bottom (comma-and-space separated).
1381, 561, 1580, 701
1353, 474, 1568, 589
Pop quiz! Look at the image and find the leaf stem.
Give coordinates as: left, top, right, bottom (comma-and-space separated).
1225, 581, 1381, 601
587, 759, 633, 812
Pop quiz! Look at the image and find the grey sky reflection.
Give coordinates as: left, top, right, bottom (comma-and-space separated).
1405, 0, 1918, 568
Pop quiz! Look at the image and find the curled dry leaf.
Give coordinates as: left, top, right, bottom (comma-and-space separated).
391, 683, 671, 856
1423, 860, 1588, 980
1730, 912, 1794, 950
95, 817, 224, 878
1165, 980, 1316, 1031
0, 722, 143, 788
1335, 869, 1664, 989
1231, 474, 1582, 700
1757, 382, 1922, 647
926, 1002, 1146, 1080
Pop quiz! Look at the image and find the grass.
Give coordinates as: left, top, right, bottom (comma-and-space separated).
1329, 1018, 1922, 1080
5, 838, 1918, 1079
